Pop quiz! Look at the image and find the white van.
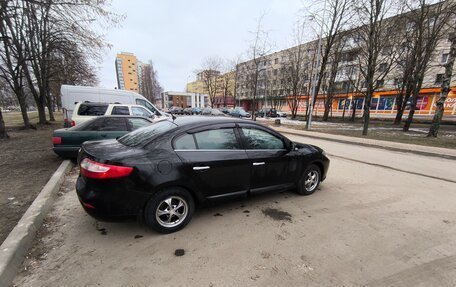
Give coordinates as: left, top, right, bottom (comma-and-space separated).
61, 85, 169, 127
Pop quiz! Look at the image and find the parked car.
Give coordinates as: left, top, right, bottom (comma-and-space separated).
255, 108, 278, 118
276, 110, 288, 118
168, 106, 184, 115
209, 108, 226, 116
219, 107, 230, 114
230, 107, 251, 118
53, 116, 153, 158
61, 85, 168, 127
183, 108, 193, 115
71, 102, 156, 126
76, 117, 330, 234
201, 108, 212, 115
192, 107, 202, 115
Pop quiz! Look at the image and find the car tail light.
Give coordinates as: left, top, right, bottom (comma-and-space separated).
71, 120, 75, 126
80, 158, 133, 179
52, 137, 62, 145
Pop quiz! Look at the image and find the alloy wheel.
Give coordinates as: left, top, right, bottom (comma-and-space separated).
304, 170, 319, 192
155, 196, 188, 228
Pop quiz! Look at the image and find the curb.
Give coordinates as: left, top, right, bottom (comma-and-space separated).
275, 128, 456, 161
0, 160, 73, 287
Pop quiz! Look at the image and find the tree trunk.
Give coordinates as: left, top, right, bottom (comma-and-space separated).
350, 99, 357, 122
393, 95, 404, 124
428, 32, 456, 137
322, 95, 332, 121
0, 108, 8, 139
362, 90, 373, 136
403, 77, 424, 131
45, 92, 55, 121
15, 88, 34, 129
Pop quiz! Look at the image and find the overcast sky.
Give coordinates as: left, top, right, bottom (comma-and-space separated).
97, 0, 309, 92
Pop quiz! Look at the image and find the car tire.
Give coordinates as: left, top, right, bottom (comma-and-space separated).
144, 188, 195, 234
296, 164, 321, 196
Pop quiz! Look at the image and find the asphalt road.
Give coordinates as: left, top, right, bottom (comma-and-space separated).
13, 135, 456, 287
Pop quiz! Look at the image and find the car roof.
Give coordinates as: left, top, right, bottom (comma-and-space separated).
171, 116, 256, 128
96, 115, 153, 121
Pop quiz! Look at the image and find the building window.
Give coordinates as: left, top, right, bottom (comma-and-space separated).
274, 58, 278, 64
377, 79, 384, 88
435, 74, 444, 85
379, 63, 388, 73
442, 53, 449, 64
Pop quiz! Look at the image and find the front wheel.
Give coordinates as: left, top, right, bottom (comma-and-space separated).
296, 164, 321, 196
144, 188, 195, 234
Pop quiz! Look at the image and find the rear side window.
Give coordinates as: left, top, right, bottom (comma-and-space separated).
174, 134, 196, 149
241, 128, 285, 150
118, 120, 177, 146
131, 106, 152, 117
127, 118, 151, 130
194, 129, 239, 150
112, 106, 129, 115
77, 104, 108, 116
99, 118, 128, 131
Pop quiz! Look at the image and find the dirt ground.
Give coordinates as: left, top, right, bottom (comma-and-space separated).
0, 112, 63, 244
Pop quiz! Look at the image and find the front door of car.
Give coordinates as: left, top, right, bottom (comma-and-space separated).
174, 125, 250, 199
238, 125, 293, 194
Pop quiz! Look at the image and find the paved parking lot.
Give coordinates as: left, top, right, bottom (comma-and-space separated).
13, 134, 456, 287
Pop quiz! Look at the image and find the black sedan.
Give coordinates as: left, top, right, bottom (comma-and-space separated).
76, 117, 330, 233
53, 116, 153, 158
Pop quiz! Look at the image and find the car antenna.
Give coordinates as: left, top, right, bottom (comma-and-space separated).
171, 113, 176, 121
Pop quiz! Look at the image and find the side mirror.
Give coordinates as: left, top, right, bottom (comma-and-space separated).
287, 141, 296, 151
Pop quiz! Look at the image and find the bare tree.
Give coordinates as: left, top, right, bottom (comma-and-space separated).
353, 0, 400, 135
199, 57, 223, 108
139, 61, 163, 105
0, 0, 34, 129
281, 21, 311, 119
323, 35, 346, 121
1, 0, 120, 125
245, 14, 272, 120
304, 0, 352, 128
400, 0, 456, 131
428, 29, 456, 137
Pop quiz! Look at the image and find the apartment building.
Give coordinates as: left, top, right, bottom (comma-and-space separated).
187, 70, 236, 108
115, 52, 140, 92
236, 8, 456, 117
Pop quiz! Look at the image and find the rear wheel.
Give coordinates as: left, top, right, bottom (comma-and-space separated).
144, 188, 195, 234
296, 164, 321, 196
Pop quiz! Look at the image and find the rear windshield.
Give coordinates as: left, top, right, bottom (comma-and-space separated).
118, 120, 177, 146
77, 104, 108, 116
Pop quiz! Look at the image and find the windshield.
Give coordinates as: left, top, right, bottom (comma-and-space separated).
118, 120, 177, 146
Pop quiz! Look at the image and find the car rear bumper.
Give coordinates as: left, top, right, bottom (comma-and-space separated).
53, 146, 81, 158
76, 175, 151, 220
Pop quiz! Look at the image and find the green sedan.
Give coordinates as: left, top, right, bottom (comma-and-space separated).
52, 115, 153, 158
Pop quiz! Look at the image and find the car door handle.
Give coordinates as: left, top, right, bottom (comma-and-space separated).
193, 166, 210, 171
253, 162, 265, 166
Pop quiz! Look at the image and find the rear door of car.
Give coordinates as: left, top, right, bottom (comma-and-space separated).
62, 118, 105, 147
238, 124, 293, 194
174, 124, 250, 199
97, 117, 129, 139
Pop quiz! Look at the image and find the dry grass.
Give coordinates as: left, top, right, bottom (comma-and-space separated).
3, 111, 63, 128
